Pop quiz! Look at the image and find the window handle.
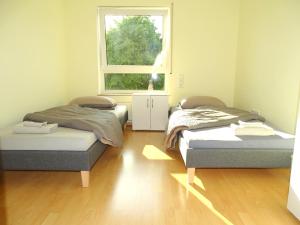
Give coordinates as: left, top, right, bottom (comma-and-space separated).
151, 99, 154, 108
147, 98, 149, 108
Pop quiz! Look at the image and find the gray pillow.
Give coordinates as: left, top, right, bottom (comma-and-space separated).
69, 96, 117, 108
180, 96, 226, 109
80, 104, 116, 110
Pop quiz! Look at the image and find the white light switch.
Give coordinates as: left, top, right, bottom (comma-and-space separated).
177, 74, 184, 88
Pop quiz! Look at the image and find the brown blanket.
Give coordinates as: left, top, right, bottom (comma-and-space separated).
165, 106, 265, 149
24, 105, 123, 147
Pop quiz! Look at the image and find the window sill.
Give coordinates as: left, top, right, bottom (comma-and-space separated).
99, 90, 168, 96
98, 93, 133, 96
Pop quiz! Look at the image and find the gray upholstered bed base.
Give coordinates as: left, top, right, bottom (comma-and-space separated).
179, 137, 293, 168
0, 141, 107, 187
0, 141, 106, 171
0, 106, 128, 187
179, 136, 293, 184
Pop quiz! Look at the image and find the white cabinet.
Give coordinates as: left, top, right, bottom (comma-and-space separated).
132, 93, 168, 131
132, 95, 151, 130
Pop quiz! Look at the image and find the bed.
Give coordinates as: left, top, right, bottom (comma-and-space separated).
0, 104, 128, 187
166, 97, 295, 184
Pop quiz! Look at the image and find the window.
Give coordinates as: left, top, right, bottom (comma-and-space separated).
98, 7, 171, 93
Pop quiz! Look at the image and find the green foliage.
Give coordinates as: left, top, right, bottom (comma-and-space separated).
105, 73, 164, 90
105, 16, 165, 91
106, 16, 162, 65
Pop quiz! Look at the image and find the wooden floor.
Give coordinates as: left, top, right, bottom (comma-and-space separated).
0, 129, 299, 225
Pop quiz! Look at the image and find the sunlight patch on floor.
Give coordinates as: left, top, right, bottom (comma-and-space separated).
171, 173, 235, 225
122, 151, 135, 168
142, 145, 173, 160
173, 173, 206, 190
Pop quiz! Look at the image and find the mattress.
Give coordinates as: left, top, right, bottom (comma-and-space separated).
104, 104, 128, 126
0, 105, 128, 151
182, 125, 295, 149
1, 141, 107, 171
0, 127, 97, 151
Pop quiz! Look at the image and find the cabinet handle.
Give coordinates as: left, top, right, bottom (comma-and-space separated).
147, 98, 149, 108
151, 99, 154, 108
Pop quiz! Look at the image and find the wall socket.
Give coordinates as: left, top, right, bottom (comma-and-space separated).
177, 74, 184, 88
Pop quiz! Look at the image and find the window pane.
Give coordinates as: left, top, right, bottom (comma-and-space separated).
105, 73, 165, 90
105, 15, 163, 65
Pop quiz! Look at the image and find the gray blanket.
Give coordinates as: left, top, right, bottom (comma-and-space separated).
24, 105, 123, 147
165, 106, 265, 149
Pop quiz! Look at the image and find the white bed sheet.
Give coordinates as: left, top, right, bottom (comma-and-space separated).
182, 124, 294, 149
0, 127, 97, 151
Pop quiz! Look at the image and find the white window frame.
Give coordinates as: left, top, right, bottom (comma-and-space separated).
97, 7, 171, 94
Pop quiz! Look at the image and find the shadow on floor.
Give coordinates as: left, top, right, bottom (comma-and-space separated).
0, 152, 7, 225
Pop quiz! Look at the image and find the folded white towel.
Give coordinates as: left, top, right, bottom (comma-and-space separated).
13, 123, 58, 134
231, 123, 275, 136
23, 121, 47, 127
238, 120, 265, 128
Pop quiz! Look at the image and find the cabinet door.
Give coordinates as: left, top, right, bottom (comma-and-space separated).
150, 96, 168, 131
132, 95, 151, 130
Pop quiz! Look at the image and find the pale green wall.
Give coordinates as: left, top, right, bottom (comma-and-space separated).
0, 0, 67, 128
234, 0, 300, 133
1, 0, 299, 133
64, 0, 240, 106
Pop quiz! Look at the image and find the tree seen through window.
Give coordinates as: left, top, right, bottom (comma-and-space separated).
104, 16, 165, 90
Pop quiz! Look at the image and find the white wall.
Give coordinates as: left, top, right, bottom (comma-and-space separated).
64, 0, 240, 107
0, 0, 67, 128
234, 0, 300, 133
1, 0, 299, 133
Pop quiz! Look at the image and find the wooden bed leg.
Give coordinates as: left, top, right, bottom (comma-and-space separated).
81, 171, 90, 188
187, 168, 195, 184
